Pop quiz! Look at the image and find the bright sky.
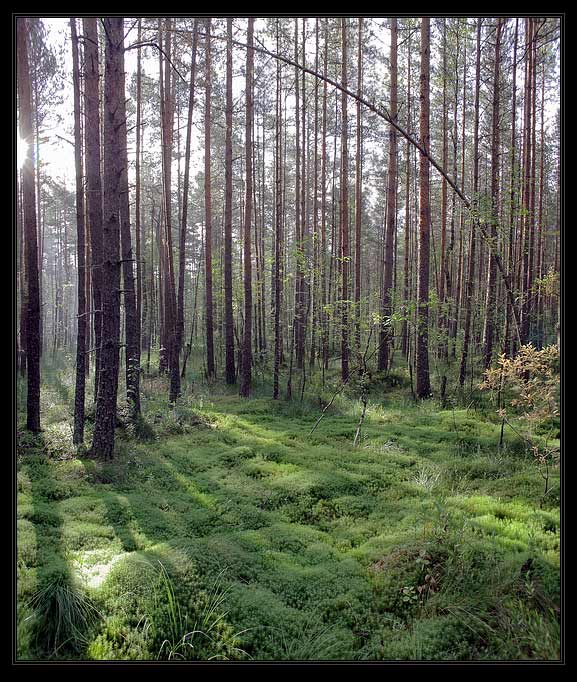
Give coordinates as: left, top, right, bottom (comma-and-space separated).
34, 18, 258, 188
28, 17, 559, 211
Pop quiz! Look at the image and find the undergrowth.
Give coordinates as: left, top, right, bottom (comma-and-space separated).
16, 361, 560, 661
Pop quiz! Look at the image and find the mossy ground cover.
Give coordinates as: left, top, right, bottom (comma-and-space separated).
16, 363, 560, 660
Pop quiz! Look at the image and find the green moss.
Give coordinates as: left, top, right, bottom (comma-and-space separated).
367, 614, 478, 660
17, 376, 560, 661
92, 545, 245, 660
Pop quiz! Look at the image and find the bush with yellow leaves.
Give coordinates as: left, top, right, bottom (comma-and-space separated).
480, 344, 560, 503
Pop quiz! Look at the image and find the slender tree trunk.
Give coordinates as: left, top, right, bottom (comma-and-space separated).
204, 20, 215, 380
354, 18, 363, 361
18, 18, 41, 432
178, 20, 198, 360
292, 19, 304, 377
299, 19, 309, 373
71, 18, 86, 444
90, 17, 125, 459
454, 30, 467, 358
33, 73, 44, 361
259, 115, 267, 354
401, 24, 412, 360
536, 59, 546, 348
527, 22, 538, 340
415, 18, 431, 399
379, 18, 398, 372
18, 173, 27, 376
309, 19, 320, 370
83, 18, 104, 403
224, 18, 236, 384
340, 18, 350, 383
135, 19, 143, 351
240, 18, 254, 397
482, 18, 502, 369
438, 19, 448, 361
459, 19, 481, 387
520, 18, 534, 344
320, 19, 329, 372
119, 31, 141, 416
503, 18, 519, 353
273, 21, 283, 399
159, 19, 181, 399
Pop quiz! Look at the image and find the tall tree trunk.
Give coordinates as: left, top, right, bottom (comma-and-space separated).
119, 28, 141, 416
83, 18, 104, 402
273, 20, 283, 399
18, 174, 27, 376
454, 29, 467, 359
503, 18, 519, 353
536, 58, 546, 348
438, 19, 448, 361
459, 19, 482, 387
520, 18, 534, 344
135, 19, 143, 352
33, 75, 44, 361
240, 18, 254, 397
18, 18, 41, 432
482, 18, 502, 369
401, 24, 412, 360
320, 19, 329, 372
204, 19, 216, 380
340, 18, 350, 383
527, 21, 538, 341
415, 17, 431, 399
178, 20, 199, 361
90, 17, 125, 459
158, 20, 180, 398
71, 18, 86, 443
379, 17, 398, 372
309, 19, 320, 369
292, 19, 304, 379
224, 18, 236, 384
354, 18, 363, 361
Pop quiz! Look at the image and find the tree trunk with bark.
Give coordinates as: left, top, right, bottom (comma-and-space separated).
240, 18, 254, 397
18, 18, 41, 432
224, 18, 236, 385
204, 20, 216, 380
416, 18, 432, 399
459, 19, 482, 387
71, 18, 86, 443
340, 18, 350, 383
90, 17, 125, 459
178, 20, 198, 363
83, 18, 104, 403
482, 18, 502, 369
119, 26, 141, 416
379, 17, 398, 372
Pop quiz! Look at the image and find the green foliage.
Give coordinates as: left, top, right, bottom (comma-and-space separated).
25, 566, 100, 658
91, 549, 245, 660
481, 344, 560, 430
481, 345, 560, 502
17, 369, 560, 661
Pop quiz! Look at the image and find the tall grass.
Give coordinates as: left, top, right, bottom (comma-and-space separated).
26, 570, 100, 657
152, 563, 249, 661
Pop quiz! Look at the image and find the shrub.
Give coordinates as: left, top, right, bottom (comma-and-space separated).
24, 565, 100, 658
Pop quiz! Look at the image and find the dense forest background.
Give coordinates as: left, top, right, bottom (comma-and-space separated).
16, 16, 562, 663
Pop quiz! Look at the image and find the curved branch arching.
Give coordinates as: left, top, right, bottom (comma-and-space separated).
197, 28, 522, 344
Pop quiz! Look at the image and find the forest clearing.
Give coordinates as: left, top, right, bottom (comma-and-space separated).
15, 16, 561, 663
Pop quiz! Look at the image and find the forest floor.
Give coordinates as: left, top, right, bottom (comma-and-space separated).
16, 361, 560, 661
